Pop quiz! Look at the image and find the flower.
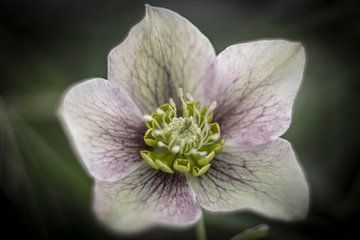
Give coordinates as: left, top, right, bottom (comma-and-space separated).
58, 5, 309, 234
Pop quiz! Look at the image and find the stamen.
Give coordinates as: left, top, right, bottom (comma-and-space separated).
178, 88, 184, 98
143, 115, 153, 121
198, 151, 208, 157
153, 129, 163, 136
171, 145, 180, 154
178, 88, 189, 117
157, 141, 166, 147
169, 98, 176, 108
208, 101, 217, 112
180, 139, 185, 148
210, 133, 220, 141
140, 88, 224, 176
156, 108, 165, 114
186, 93, 194, 101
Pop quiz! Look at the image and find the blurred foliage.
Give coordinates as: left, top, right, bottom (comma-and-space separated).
0, 0, 359, 239
230, 224, 269, 240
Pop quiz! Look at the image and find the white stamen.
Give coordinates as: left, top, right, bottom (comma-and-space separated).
210, 133, 220, 141
198, 151, 208, 156
157, 141, 166, 147
171, 145, 180, 154
180, 139, 185, 148
144, 115, 153, 121
189, 149, 196, 154
178, 88, 184, 98
186, 93, 194, 101
178, 88, 189, 117
154, 129, 163, 136
208, 101, 217, 112
168, 137, 176, 149
169, 98, 176, 108
156, 108, 165, 114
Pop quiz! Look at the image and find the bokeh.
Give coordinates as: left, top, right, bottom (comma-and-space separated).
1, 0, 359, 239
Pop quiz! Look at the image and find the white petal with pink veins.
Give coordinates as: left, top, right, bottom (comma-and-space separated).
108, 5, 215, 114
188, 139, 309, 220
93, 164, 201, 233
58, 78, 145, 182
213, 40, 305, 145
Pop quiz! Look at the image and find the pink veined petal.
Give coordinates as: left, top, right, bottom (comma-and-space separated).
58, 78, 145, 182
188, 139, 309, 220
93, 164, 201, 233
108, 5, 216, 114
212, 40, 305, 145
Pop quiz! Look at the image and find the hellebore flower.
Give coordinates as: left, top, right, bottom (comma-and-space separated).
58, 5, 309, 234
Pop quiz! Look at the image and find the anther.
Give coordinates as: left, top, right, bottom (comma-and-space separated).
169, 98, 176, 108
198, 151, 208, 156
178, 88, 184, 98
171, 145, 180, 154
186, 93, 194, 101
210, 133, 220, 141
153, 129, 163, 136
157, 141, 166, 147
144, 115, 153, 121
156, 108, 165, 114
208, 101, 217, 112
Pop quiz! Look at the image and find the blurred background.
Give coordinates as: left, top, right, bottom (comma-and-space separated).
0, 0, 359, 239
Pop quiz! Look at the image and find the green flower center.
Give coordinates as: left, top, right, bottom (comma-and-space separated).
140, 89, 224, 176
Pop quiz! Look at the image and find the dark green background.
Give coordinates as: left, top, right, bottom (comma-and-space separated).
1, 0, 359, 239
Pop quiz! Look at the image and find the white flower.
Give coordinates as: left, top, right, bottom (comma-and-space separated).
58, 5, 309, 234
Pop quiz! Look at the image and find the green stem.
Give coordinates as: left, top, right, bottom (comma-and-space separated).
196, 214, 207, 240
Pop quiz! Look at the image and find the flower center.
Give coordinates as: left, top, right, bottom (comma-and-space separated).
140, 89, 224, 176
166, 117, 200, 148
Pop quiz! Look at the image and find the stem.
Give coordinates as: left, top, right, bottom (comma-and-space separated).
196, 214, 207, 240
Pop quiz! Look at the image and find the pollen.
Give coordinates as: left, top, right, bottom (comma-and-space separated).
140, 88, 224, 176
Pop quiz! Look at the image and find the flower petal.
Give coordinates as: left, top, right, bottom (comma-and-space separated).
187, 139, 309, 220
58, 78, 145, 182
93, 164, 201, 233
213, 40, 305, 145
108, 5, 215, 114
